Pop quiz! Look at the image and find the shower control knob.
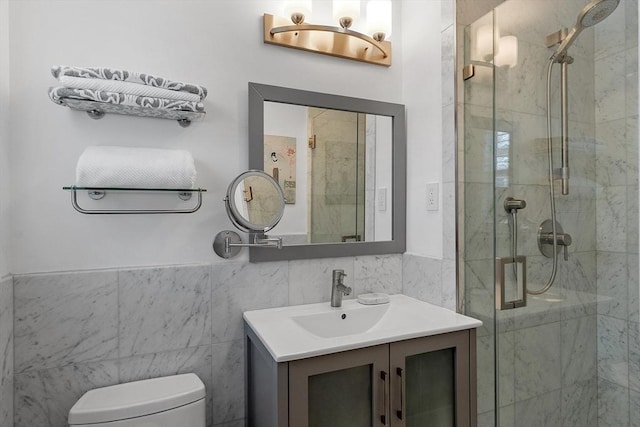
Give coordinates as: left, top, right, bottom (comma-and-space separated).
539, 232, 572, 247
538, 219, 572, 260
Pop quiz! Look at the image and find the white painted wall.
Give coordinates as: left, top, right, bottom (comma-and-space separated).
403, 0, 444, 258
0, 0, 10, 278
263, 102, 308, 238
7, 0, 419, 274
6, 0, 445, 274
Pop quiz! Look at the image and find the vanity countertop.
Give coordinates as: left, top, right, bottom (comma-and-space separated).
243, 294, 482, 362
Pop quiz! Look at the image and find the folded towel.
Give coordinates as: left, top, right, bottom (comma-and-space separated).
76, 146, 197, 189
52, 65, 207, 100
59, 76, 202, 102
49, 86, 205, 113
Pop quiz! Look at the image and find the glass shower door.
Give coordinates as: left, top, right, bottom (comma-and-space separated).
461, 1, 638, 426
308, 109, 366, 243
462, 9, 499, 426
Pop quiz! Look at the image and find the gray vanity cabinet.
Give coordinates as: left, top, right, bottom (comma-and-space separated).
245, 327, 477, 427
389, 330, 475, 427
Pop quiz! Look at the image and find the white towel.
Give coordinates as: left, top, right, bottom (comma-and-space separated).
59, 76, 202, 102
76, 146, 197, 189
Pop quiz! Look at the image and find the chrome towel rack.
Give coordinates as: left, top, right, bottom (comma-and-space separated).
58, 98, 204, 127
63, 186, 206, 214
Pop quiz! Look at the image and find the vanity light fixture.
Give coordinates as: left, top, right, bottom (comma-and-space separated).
263, 0, 392, 67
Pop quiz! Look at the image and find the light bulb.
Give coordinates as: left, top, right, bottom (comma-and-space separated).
475, 24, 495, 62
284, 0, 312, 24
333, 0, 360, 29
366, 0, 392, 41
495, 36, 518, 68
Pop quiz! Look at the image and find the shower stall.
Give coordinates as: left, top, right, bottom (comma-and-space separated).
458, 0, 639, 425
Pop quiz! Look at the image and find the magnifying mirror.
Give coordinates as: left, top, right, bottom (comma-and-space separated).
226, 170, 285, 233
214, 170, 285, 258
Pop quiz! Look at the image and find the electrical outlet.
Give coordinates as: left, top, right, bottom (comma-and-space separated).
426, 182, 439, 211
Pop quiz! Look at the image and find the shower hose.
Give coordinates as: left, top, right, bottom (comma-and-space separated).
527, 58, 560, 295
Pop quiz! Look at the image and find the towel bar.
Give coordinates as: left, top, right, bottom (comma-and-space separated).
62, 186, 206, 214
59, 98, 204, 127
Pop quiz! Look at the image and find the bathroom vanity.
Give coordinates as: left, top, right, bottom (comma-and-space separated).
243, 294, 481, 427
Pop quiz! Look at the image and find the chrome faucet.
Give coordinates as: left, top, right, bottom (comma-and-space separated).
330, 269, 352, 307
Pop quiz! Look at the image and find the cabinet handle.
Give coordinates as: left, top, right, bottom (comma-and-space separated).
396, 367, 404, 420
380, 370, 389, 426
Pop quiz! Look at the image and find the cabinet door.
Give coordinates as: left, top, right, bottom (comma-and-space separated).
389, 331, 472, 427
289, 344, 389, 427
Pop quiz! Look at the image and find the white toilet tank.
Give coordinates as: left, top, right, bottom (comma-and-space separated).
68, 373, 206, 427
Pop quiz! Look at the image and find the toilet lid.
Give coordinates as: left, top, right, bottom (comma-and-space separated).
68, 373, 205, 425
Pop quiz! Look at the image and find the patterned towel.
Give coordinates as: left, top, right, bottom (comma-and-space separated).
51, 65, 208, 100
48, 86, 205, 113
59, 76, 202, 102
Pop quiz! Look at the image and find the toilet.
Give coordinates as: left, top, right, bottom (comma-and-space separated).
68, 373, 206, 427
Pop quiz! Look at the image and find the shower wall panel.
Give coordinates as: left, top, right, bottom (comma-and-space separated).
594, 0, 639, 424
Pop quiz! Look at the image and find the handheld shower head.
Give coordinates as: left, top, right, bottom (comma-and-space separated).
551, 0, 620, 61
578, 0, 620, 27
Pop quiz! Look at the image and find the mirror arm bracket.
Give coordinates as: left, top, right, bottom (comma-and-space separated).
213, 230, 283, 259
251, 233, 283, 249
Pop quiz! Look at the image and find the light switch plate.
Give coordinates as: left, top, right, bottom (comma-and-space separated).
377, 187, 387, 211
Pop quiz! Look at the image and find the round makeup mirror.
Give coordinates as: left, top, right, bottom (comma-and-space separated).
213, 170, 285, 259
225, 169, 285, 233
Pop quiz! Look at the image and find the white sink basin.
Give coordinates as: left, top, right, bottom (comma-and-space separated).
244, 294, 482, 362
292, 303, 390, 338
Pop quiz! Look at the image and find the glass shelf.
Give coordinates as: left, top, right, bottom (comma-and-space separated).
63, 186, 207, 214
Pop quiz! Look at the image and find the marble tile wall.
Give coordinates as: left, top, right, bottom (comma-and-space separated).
11, 253, 451, 427
0, 275, 13, 427
12, 266, 217, 427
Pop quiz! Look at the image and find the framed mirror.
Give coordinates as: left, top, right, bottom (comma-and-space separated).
248, 82, 406, 262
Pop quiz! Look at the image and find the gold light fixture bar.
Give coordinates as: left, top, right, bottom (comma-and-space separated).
263, 14, 392, 67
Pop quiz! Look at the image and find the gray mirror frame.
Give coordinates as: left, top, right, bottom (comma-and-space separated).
248, 82, 406, 262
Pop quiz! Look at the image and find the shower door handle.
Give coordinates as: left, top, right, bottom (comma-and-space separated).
495, 256, 527, 310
